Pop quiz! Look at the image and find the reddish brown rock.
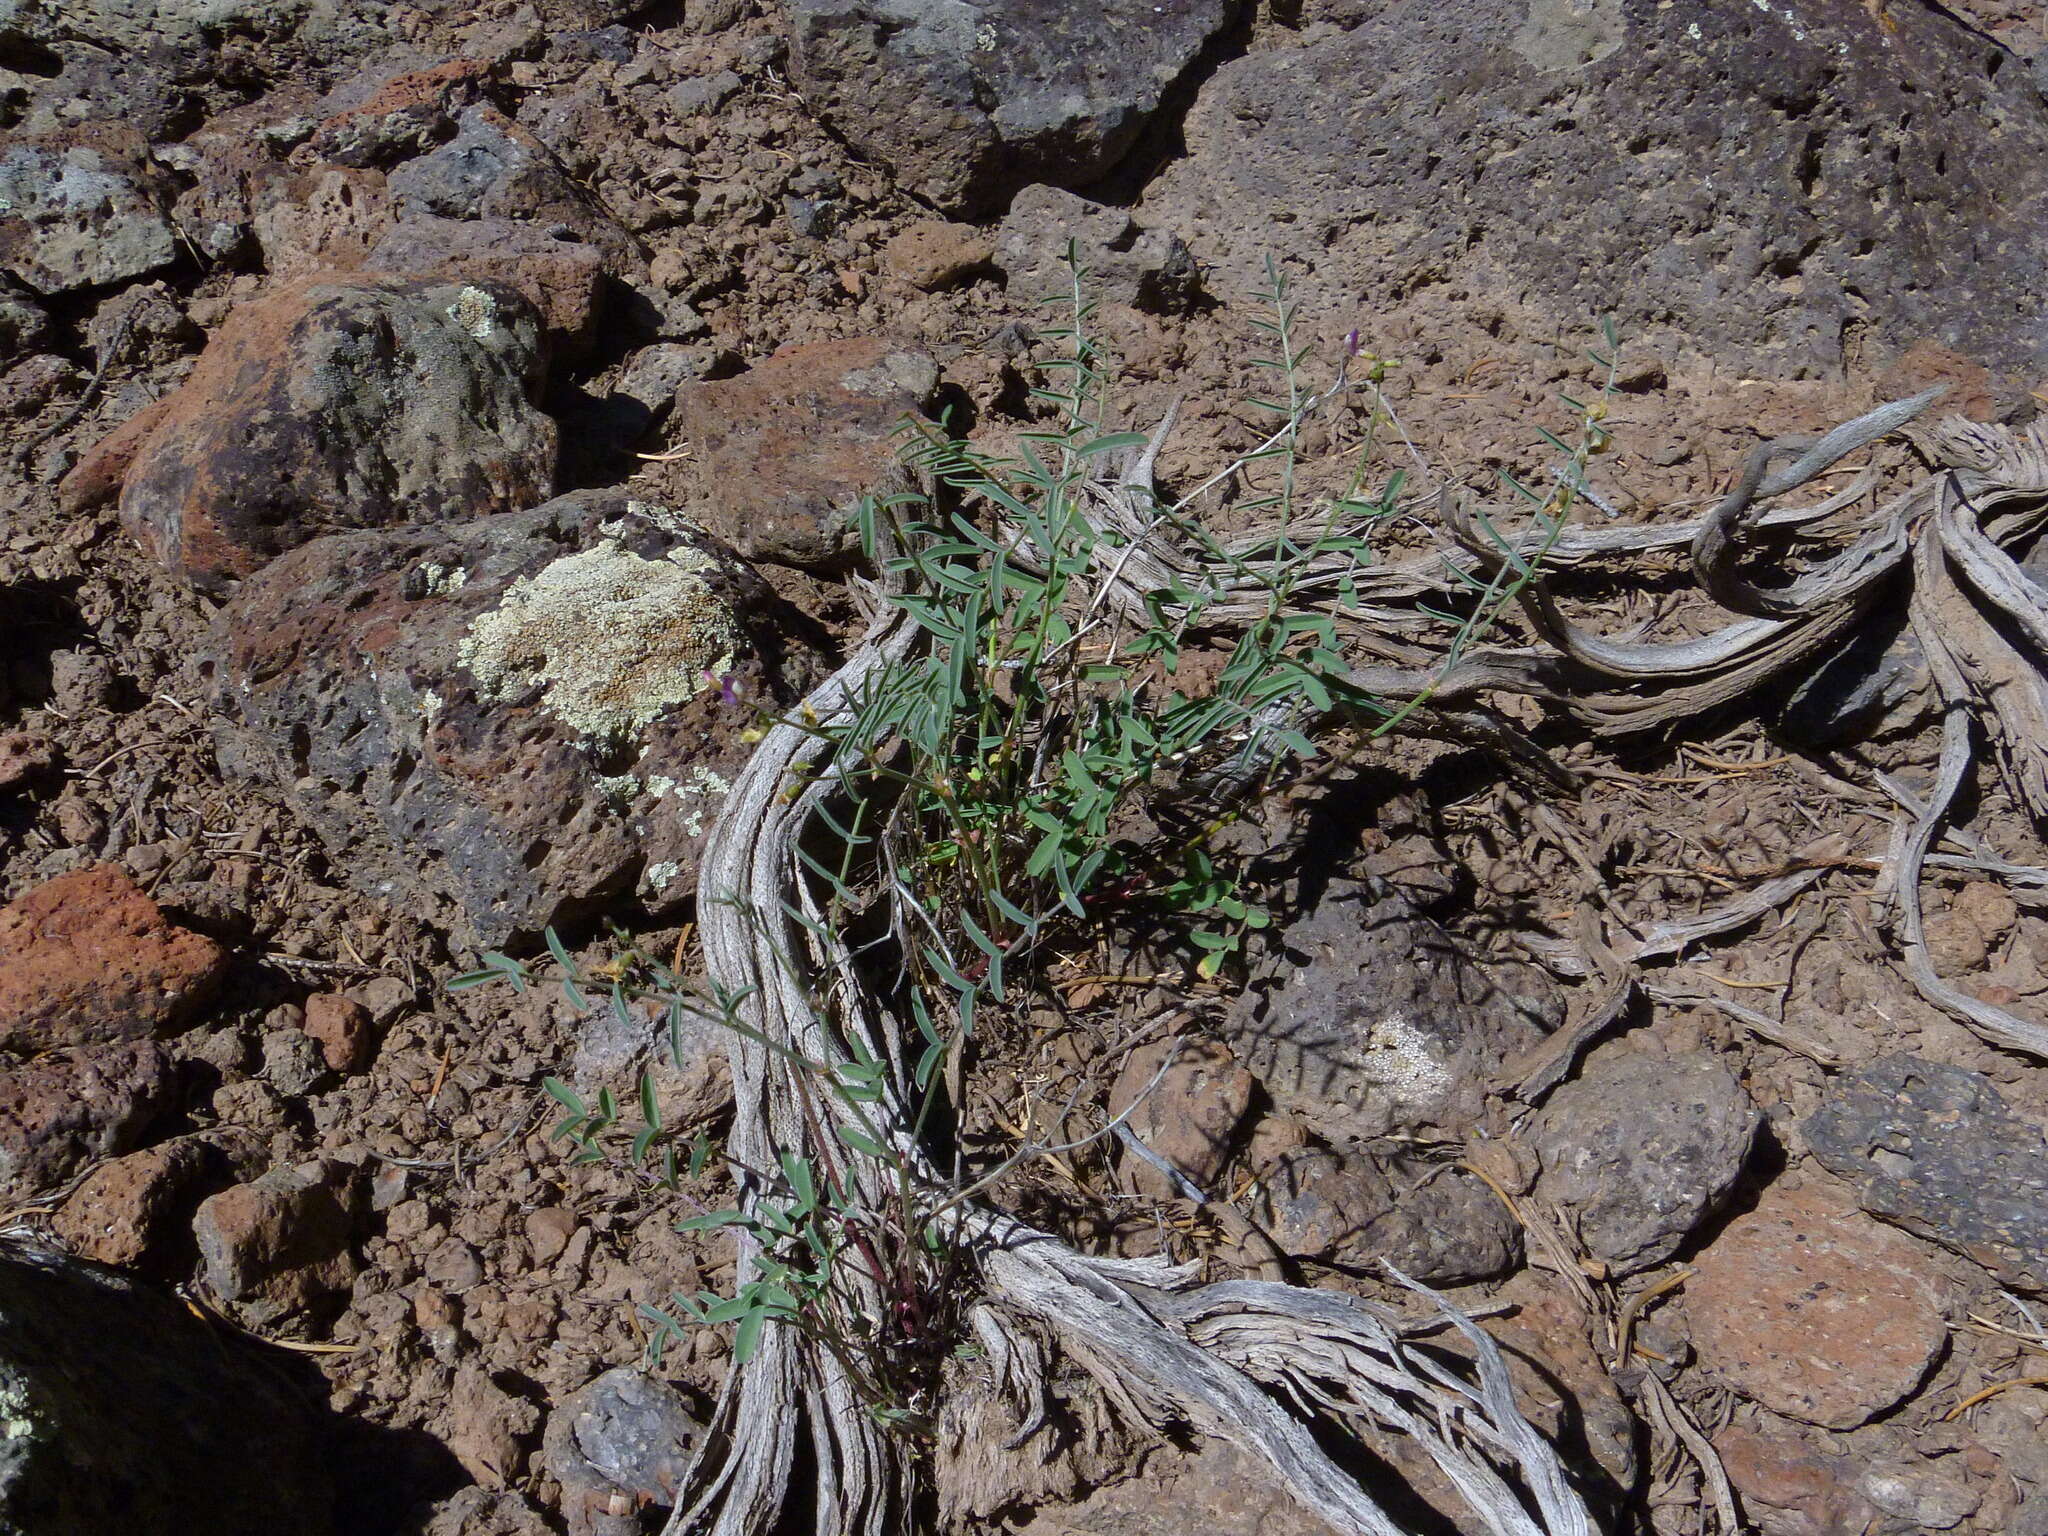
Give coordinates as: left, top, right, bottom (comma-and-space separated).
303, 993, 376, 1074
881, 220, 994, 292
106, 274, 555, 592
1686, 1183, 1948, 1429
1712, 1420, 1878, 1536
193, 1161, 357, 1322
0, 1042, 176, 1202
250, 167, 396, 279
671, 336, 938, 568
0, 731, 59, 791
52, 1137, 211, 1268
1109, 1037, 1252, 1200
450, 1365, 540, 1488
0, 865, 228, 1055
367, 217, 608, 356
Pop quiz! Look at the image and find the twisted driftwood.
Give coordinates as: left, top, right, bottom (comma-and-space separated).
672, 385, 2048, 1535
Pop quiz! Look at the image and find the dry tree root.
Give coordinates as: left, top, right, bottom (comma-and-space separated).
671, 386, 2048, 1536
671, 584, 1596, 1536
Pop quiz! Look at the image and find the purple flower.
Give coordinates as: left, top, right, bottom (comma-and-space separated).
1344, 328, 1363, 359
703, 670, 743, 706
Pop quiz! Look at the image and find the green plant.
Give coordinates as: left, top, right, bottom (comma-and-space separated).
451, 248, 1624, 1429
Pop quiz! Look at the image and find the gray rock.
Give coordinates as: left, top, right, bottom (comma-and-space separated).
0, 1240, 334, 1535
1806, 1053, 2048, 1293
0, 127, 176, 296
208, 490, 819, 948
997, 185, 1198, 313
261, 1029, 331, 1098
422, 1487, 551, 1536
0, 0, 389, 62
784, 0, 1238, 214
1531, 1047, 1760, 1275
1256, 1144, 1519, 1284
666, 69, 741, 117
1138, 0, 2048, 383
542, 1367, 705, 1536
1223, 878, 1556, 1144
1774, 606, 1934, 748
615, 343, 723, 419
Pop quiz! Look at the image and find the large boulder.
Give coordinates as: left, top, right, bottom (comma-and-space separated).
1139, 0, 2048, 383
82, 275, 557, 592
784, 0, 1239, 214
0, 1239, 334, 1535
206, 491, 820, 947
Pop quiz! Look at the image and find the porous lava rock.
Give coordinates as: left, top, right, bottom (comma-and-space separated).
366, 217, 609, 357
51, 1138, 213, 1269
783, 0, 1238, 214
1139, 0, 2048, 384
1224, 877, 1556, 1143
207, 490, 818, 947
670, 336, 939, 568
0, 1240, 334, 1536
76, 274, 556, 592
0, 1042, 176, 1204
1255, 1144, 1521, 1284
1686, 1182, 1947, 1429
0, 125, 177, 296
1531, 1046, 1760, 1274
1807, 1053, 2048, 1293
0, 864, 228, 1055
542, 1367, 705, 1536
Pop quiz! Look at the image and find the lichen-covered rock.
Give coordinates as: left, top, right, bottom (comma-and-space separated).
670, 335, 938, 568
0, 1240, 334, 1535
1531, 1046, 1760, 1275
96, 274, 555, 592
207, 490, 820, 947
1806, 1053, 2048, 1293
1139, 0, 2048, 384
783, 0, 1239, 214
1224, 878, 1556, 1143
0, 125, 177, 296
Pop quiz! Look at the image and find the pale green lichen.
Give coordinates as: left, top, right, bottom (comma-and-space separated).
644, 859, 684, 892
1357, 1012, 1453, 1105
445, 285, 500, 343
416, 561, 468, 595
458, 541, 743, 742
